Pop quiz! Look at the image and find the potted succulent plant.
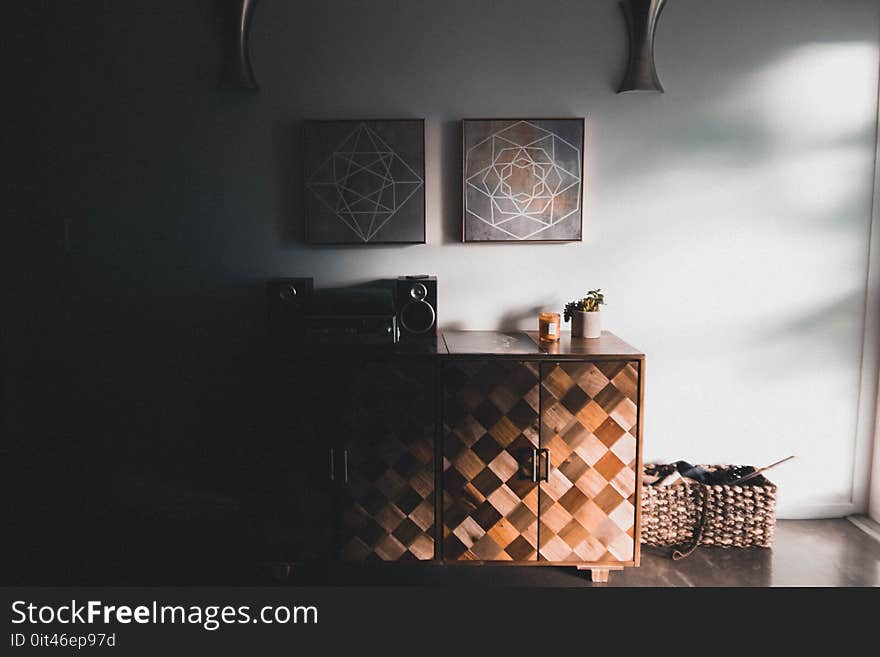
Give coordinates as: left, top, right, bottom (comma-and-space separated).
563, 289, 605, 339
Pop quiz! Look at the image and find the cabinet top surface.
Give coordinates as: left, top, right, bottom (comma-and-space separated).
267, 331, 643, 360
441, 330, 644, 359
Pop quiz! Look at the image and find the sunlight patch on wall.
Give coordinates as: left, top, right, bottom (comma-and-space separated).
751, 43, 879, 144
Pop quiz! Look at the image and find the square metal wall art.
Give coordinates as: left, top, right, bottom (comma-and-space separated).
462, 118, 585, 242
303, 119, 425, 244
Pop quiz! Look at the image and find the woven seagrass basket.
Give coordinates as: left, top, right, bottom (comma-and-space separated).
640, 464, 777, 559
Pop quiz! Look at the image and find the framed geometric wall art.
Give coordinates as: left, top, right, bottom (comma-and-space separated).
462, 118, 585, 243
303, 119, 426, 244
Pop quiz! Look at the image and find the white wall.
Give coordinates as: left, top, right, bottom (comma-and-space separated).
868, 76, 880, 523
250, 0, 880, 517
871, 384, 880, 523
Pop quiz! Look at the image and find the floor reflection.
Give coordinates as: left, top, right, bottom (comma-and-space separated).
282, 519, 880, 587
613, 519, 879, 587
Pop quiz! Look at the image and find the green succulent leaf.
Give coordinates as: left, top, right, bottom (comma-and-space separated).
563, 288, 607, 316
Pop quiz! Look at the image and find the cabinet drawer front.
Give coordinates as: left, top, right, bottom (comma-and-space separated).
337, 361, 436, 562
442, 360, 540, 561
538, 361, 640, 563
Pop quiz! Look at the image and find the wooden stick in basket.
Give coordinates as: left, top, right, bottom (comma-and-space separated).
727, 455, 796, 486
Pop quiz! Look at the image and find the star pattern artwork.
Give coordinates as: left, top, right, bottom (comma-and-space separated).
303, 120, 425, 244
462, 118, 585, 242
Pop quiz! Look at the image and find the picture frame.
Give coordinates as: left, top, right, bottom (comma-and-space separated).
461, 118, 586, 243
303, 119, 426, 245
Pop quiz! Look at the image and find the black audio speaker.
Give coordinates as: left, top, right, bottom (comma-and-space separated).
267, 277, 313, 341
395, 276, 437, 341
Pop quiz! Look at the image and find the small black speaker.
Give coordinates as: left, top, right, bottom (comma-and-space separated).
267, 277, 313, 341
396, 276, 437, 341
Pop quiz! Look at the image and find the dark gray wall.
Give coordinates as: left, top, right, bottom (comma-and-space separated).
6, 1, 880, 522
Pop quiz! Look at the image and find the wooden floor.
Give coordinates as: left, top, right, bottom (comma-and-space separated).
283, 519, 880, 587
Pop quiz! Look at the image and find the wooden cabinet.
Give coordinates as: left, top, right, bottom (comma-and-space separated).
439, 331, 644, 582
268, 357, 436, 563
442, 360, 541, 561
335, 360, 436, 562
259, 360, 335, 562
269, 331, 643, 582
537, 361, 640, 565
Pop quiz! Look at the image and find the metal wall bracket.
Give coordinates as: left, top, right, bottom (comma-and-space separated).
618, 0, 667, 93
221, 0, 260, 91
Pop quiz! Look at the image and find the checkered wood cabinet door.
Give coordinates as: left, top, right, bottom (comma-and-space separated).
337, 361, 436, 562
263, 361, 336, 562
538, 361, 640, 563
442, 360, 540, 561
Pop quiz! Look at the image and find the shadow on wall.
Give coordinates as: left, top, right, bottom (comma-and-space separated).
497, 304, 551, 331
593, 40, 878, 369
274, 117, 303, 246
757, 291, 869, 363
439, 119, 463, 244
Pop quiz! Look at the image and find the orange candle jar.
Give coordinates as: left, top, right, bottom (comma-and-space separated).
538, 312, 561, 342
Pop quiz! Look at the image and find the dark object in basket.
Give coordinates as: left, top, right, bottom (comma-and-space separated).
649, 461, 756, 485
641, 464, 777, 560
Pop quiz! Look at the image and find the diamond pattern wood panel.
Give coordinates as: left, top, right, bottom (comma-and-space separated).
338, 361, 436, 561
265, 361, 336, 562
538, 361, 640, 563
442, 360, 540, 561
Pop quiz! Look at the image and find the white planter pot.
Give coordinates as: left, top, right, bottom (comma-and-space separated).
571, 311, 601, 339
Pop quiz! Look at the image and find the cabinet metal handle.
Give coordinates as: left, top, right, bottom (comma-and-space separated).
329, 448, 335, 481
343, 449, 349, 484
539, 448, 551, 482
531, 448, 538, 482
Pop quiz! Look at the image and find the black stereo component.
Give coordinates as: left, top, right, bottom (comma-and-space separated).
267, 277, 313, 340
304, 286, 396, 345
304, 315, 397, 345
396, 275, 437, 341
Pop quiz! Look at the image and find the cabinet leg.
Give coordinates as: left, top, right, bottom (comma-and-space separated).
263, 562, 292, 582
577, 565, 620, 583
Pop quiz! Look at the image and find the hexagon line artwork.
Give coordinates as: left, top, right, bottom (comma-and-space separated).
304, 120, 425, 244
463, 119, 584, 242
